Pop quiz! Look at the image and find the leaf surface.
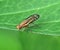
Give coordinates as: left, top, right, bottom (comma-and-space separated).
0, 0, 60, 50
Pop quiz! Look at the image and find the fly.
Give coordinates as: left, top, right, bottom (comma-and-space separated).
17, 14, 40, 30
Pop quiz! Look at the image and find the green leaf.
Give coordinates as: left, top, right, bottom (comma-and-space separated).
0, 0, 60, 50
0, 0, 60, 35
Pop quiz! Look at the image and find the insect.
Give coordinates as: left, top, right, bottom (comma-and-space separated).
17, 14, 40, 30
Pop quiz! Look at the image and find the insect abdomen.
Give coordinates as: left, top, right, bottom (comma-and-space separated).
26, 14, 40, 23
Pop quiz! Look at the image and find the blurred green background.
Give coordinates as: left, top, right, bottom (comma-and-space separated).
0, 0, 60, 50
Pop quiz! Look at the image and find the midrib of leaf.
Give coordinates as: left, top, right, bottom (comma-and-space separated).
0, 20, 60, 27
